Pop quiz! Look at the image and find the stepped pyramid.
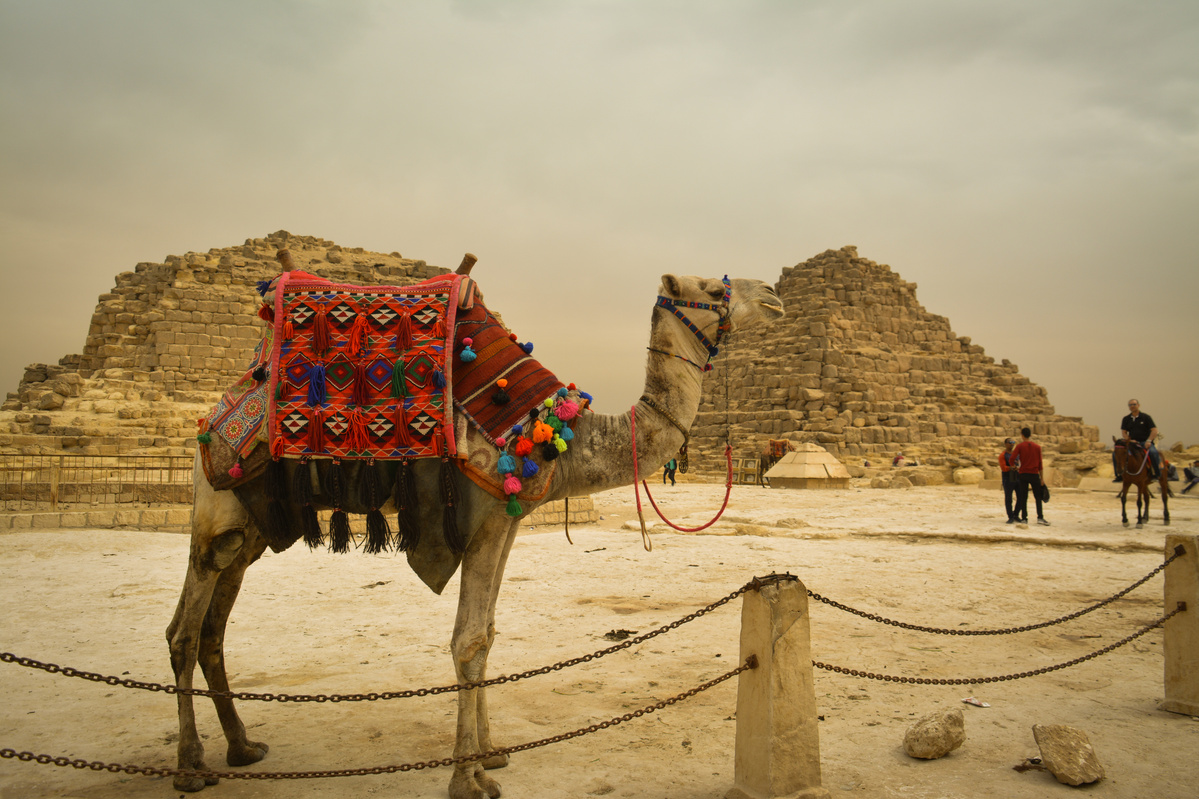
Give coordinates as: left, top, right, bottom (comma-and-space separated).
688, 246, 1100, 479
0, 231, 448, 455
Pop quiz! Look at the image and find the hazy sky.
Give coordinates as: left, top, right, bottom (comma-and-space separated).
2, 1, 1197, 446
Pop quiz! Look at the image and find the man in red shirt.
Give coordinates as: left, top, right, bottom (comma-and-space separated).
1012, 427, 1049, 526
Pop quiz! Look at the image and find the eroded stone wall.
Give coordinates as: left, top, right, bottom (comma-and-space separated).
688, 246, 1100, 480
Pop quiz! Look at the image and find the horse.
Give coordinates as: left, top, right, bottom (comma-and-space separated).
1113, 438, 1171, 527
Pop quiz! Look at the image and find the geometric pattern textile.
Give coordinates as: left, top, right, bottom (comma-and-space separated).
266, 271, 462, 460
206, 336, 273, 459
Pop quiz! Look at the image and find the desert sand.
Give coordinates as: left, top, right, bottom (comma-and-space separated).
2, 482, 1198, 799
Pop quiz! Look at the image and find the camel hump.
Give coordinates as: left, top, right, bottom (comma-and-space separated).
457, 253, 478, 275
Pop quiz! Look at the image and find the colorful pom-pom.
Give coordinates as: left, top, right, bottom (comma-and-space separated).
256, 279, 273, 297
503, 474, 522, 495
541, 441, 560, 461
546, 415, 563, 433
522, 459, 539, 478
433, 370, 446, 390
561, 427, 574, 441
497, 453, 516, 474
532, 420, 554, 443
229, 462, 244, 479
580, 391, 593, 403
506, 495, 523, 517
558, 387, 568, 397
556, 400, 579, 420
196, 432, 212, 444
495, 436, 507, 447
512, 423, 523, 435
463, 337, 473, 345
568, 383, 577, 390
514, 436, 534, 456
553, 435, 568, 453
544, 398, 554, 408
460, 345, 477, 362
521, 342, 534, 354
509, 333, 518, 341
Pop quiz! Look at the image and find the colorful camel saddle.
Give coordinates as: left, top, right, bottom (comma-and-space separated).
202, 270, 588, 506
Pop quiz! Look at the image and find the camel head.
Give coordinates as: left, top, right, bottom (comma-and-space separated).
654, 275, 784, 368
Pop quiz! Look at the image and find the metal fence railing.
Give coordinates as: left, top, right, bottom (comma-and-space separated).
0, 455, 194, 511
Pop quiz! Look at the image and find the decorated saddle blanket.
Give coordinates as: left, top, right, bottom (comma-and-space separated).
203, 270, 584, 501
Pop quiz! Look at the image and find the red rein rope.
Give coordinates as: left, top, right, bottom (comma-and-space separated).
630, 406, 735, 549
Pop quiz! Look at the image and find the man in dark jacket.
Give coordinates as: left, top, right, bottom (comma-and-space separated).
1121, 399, 1161, 479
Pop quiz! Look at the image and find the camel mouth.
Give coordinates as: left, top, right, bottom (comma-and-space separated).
758, 300, 785, 317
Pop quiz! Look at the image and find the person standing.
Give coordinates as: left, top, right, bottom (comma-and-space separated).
663, 458, 677, 486
1120, 399, 1161, 479
999, 438, 1020, 523
1012, 427, 1049, 526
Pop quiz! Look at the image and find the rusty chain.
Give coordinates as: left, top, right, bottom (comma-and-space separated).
0, 656, 755, 781
808, 544, 1185, 636
0, 573, 795, 704
814, 602, 1185, 685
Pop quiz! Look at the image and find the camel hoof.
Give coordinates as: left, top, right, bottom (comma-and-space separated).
227, 740, 269, 767
481, 752, 509, 770
174, 773, 218, 792
449, 767, 502, 799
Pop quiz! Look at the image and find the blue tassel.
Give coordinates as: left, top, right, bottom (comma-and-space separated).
521, 342, 534, 354
522, 459, 539, 478
497, 453, 516, 474
460, 345, 477, 362
561, 427, 574, 441
433, 370, 446, 390
256, 279, 272, 296
307, 364, 327, 406
579, 391, 593, 403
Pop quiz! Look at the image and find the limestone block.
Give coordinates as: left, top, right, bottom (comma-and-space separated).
952, 467, 984, 485
903, 707, 965, 759
1032, 724, 1104, 786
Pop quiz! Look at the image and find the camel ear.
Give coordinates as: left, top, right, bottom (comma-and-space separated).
660, 274, 682, 298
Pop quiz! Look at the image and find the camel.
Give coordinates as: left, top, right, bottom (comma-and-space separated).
166, 269, 784, 798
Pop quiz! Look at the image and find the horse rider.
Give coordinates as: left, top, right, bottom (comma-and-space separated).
1119, 399, 1162, 480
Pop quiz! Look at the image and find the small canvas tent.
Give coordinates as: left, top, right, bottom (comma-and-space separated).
764, 443, 850, 489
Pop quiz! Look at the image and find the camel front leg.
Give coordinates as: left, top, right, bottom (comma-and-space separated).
197, 529, 270, 768
449, 515, 520, 799
476, 517, 523, 771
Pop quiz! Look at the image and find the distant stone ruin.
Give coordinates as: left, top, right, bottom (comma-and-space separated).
688, 246, 1101, 482
0, 231, 447, 455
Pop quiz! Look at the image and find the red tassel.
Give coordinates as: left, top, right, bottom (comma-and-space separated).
229, 462, 243, 479
396, 312, 413, 350
348, 310, 368, 356
348, 409, 369, 452
352, 359, 369, 407
308, 407, 325, 454
395, 405, 412, 447
258, 304, 274, 322
431, 316, 445, 339
271, 423, 285, 459
312, 307, 330, 356
283, 315, 294, 341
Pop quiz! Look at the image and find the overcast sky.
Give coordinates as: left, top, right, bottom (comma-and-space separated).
2, 1, 1196, 447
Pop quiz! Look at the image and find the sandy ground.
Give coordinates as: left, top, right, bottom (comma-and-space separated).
2, 483, 1198, 799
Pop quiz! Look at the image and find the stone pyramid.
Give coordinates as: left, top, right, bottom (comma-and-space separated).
0, 232, 447, 455
688, 246, 1099, 480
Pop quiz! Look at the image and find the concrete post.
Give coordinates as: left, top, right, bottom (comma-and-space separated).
727, 576, 830, 799
1162, 535, 1198, 716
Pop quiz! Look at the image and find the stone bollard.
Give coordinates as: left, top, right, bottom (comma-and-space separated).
1162, 535, 1198, 715
726, 575, 830, 799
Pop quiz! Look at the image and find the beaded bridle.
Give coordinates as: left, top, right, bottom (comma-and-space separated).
647, 275, 732, 373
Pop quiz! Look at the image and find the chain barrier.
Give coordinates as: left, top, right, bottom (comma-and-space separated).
0, 573, 795, 704
808, 544, 1185, 636
0, 656, 755, 781
814, 602, 1185, 685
